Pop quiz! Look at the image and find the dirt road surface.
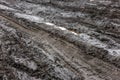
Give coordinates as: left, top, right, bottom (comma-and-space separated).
0, 0, 120, 80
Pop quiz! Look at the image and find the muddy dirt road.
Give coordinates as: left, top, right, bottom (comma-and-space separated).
0, 0, 120, 80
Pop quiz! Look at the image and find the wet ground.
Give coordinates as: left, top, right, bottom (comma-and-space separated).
0, 0, 120, 80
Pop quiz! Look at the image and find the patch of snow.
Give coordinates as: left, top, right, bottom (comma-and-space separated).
45, 22, 67, 31
71, 31, 78, 35
111, 22, 120, 26
0, 4, 15, 11
61, 13, 74, 18
79, 33, 107, 48
15, 13, 68, 32
15, 13, 44, 23
79, 33, 120, 55
99, 1, 112, 5
61, 12, 86, 18
90, 0, 94, 2
107, 49, 120, 56
0, 0, 9, 4
45, 22, 55, 26
58, 27, 67, 31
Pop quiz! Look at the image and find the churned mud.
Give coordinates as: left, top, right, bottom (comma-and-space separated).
0, 0, 120, 80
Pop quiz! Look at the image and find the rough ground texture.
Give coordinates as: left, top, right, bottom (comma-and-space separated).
0, 0, 120, 80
